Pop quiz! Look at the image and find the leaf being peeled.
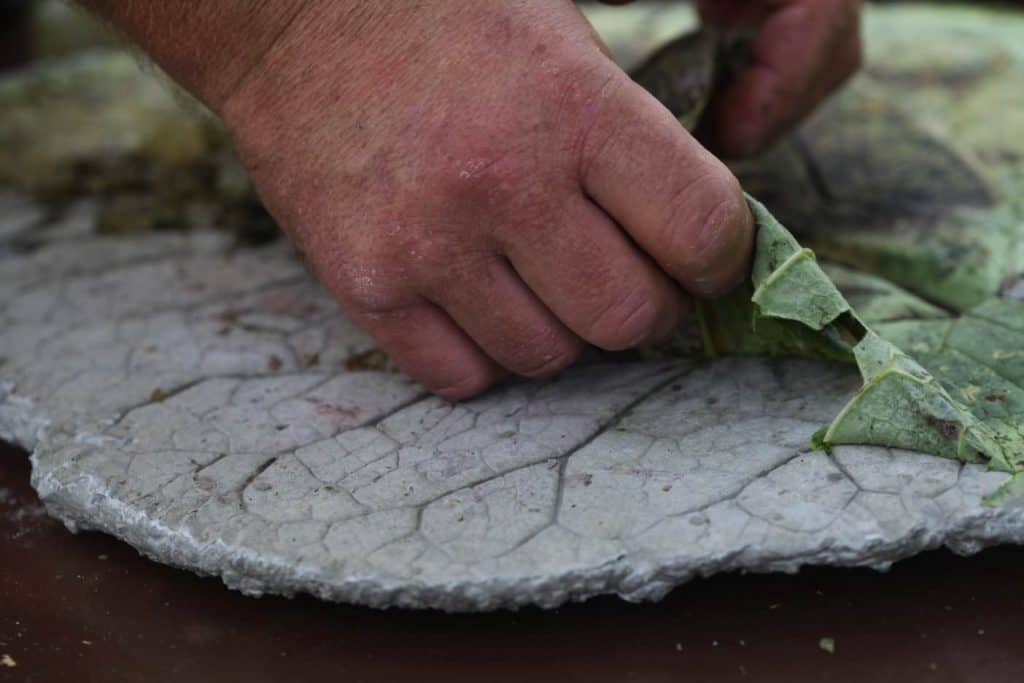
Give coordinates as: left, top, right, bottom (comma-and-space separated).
705, 198, 1024, 504
634, 28, 1024, 504
696, 199, 861, 363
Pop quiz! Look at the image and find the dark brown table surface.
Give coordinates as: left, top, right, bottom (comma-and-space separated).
2, 441, 1023, 682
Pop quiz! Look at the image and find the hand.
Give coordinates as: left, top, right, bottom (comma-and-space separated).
213, 1, 752, 399
695, 0, 863, 157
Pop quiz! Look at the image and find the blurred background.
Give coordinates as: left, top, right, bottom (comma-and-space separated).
3, 1, 1024, 72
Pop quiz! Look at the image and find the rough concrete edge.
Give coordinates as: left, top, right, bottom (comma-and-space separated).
33, 455, 1024, 613
8, 377, 1024, 612
28, 432, 1024, 611
0, 380, 48, 453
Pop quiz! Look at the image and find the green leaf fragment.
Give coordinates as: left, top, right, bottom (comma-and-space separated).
634, 25, 1024, 505
719, 198, 1024, 504
696, 198, 861, 363
815, 331, 994, 469
820, 263, 948, 325
748, 203, 851, 330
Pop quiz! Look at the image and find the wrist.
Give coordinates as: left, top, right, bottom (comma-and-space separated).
216, 1, 473, 148
79, 0, 378, 115
215, 0, 424, 135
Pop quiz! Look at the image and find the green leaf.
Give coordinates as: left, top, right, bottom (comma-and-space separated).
633, 25, 1024, 504
695, 199, 861, 363
705, 197, 1024, 504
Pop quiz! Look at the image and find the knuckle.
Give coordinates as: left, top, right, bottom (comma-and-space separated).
490, 192, 557, 248
551, 59, 617, 118
335, 250, 410, 315
554, 66, 628, 180
358, 221, 477, 298
423, 120, 549, 221
433, 158, 554, 248
417, 243, 497, 302
585, 287, 664, 350
578, 106, 634, 185
577, 113, 623, 187
343, 279, 407, 317
510, 333, 582, 378
436, 150, 523, 204
405, 227, 459, 274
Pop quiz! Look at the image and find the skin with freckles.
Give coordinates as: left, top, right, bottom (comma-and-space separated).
81, 0, 861, 400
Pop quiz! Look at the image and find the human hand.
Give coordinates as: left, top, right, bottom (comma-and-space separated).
695, 0, 863, 157
212, 0, 752, 399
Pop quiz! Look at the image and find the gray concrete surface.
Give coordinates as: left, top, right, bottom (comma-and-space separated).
3, 197, 1023, 611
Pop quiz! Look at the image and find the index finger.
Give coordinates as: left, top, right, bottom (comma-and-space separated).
578, 67, 753, 298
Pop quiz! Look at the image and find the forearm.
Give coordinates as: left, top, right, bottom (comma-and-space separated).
77, 0, 312, 111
